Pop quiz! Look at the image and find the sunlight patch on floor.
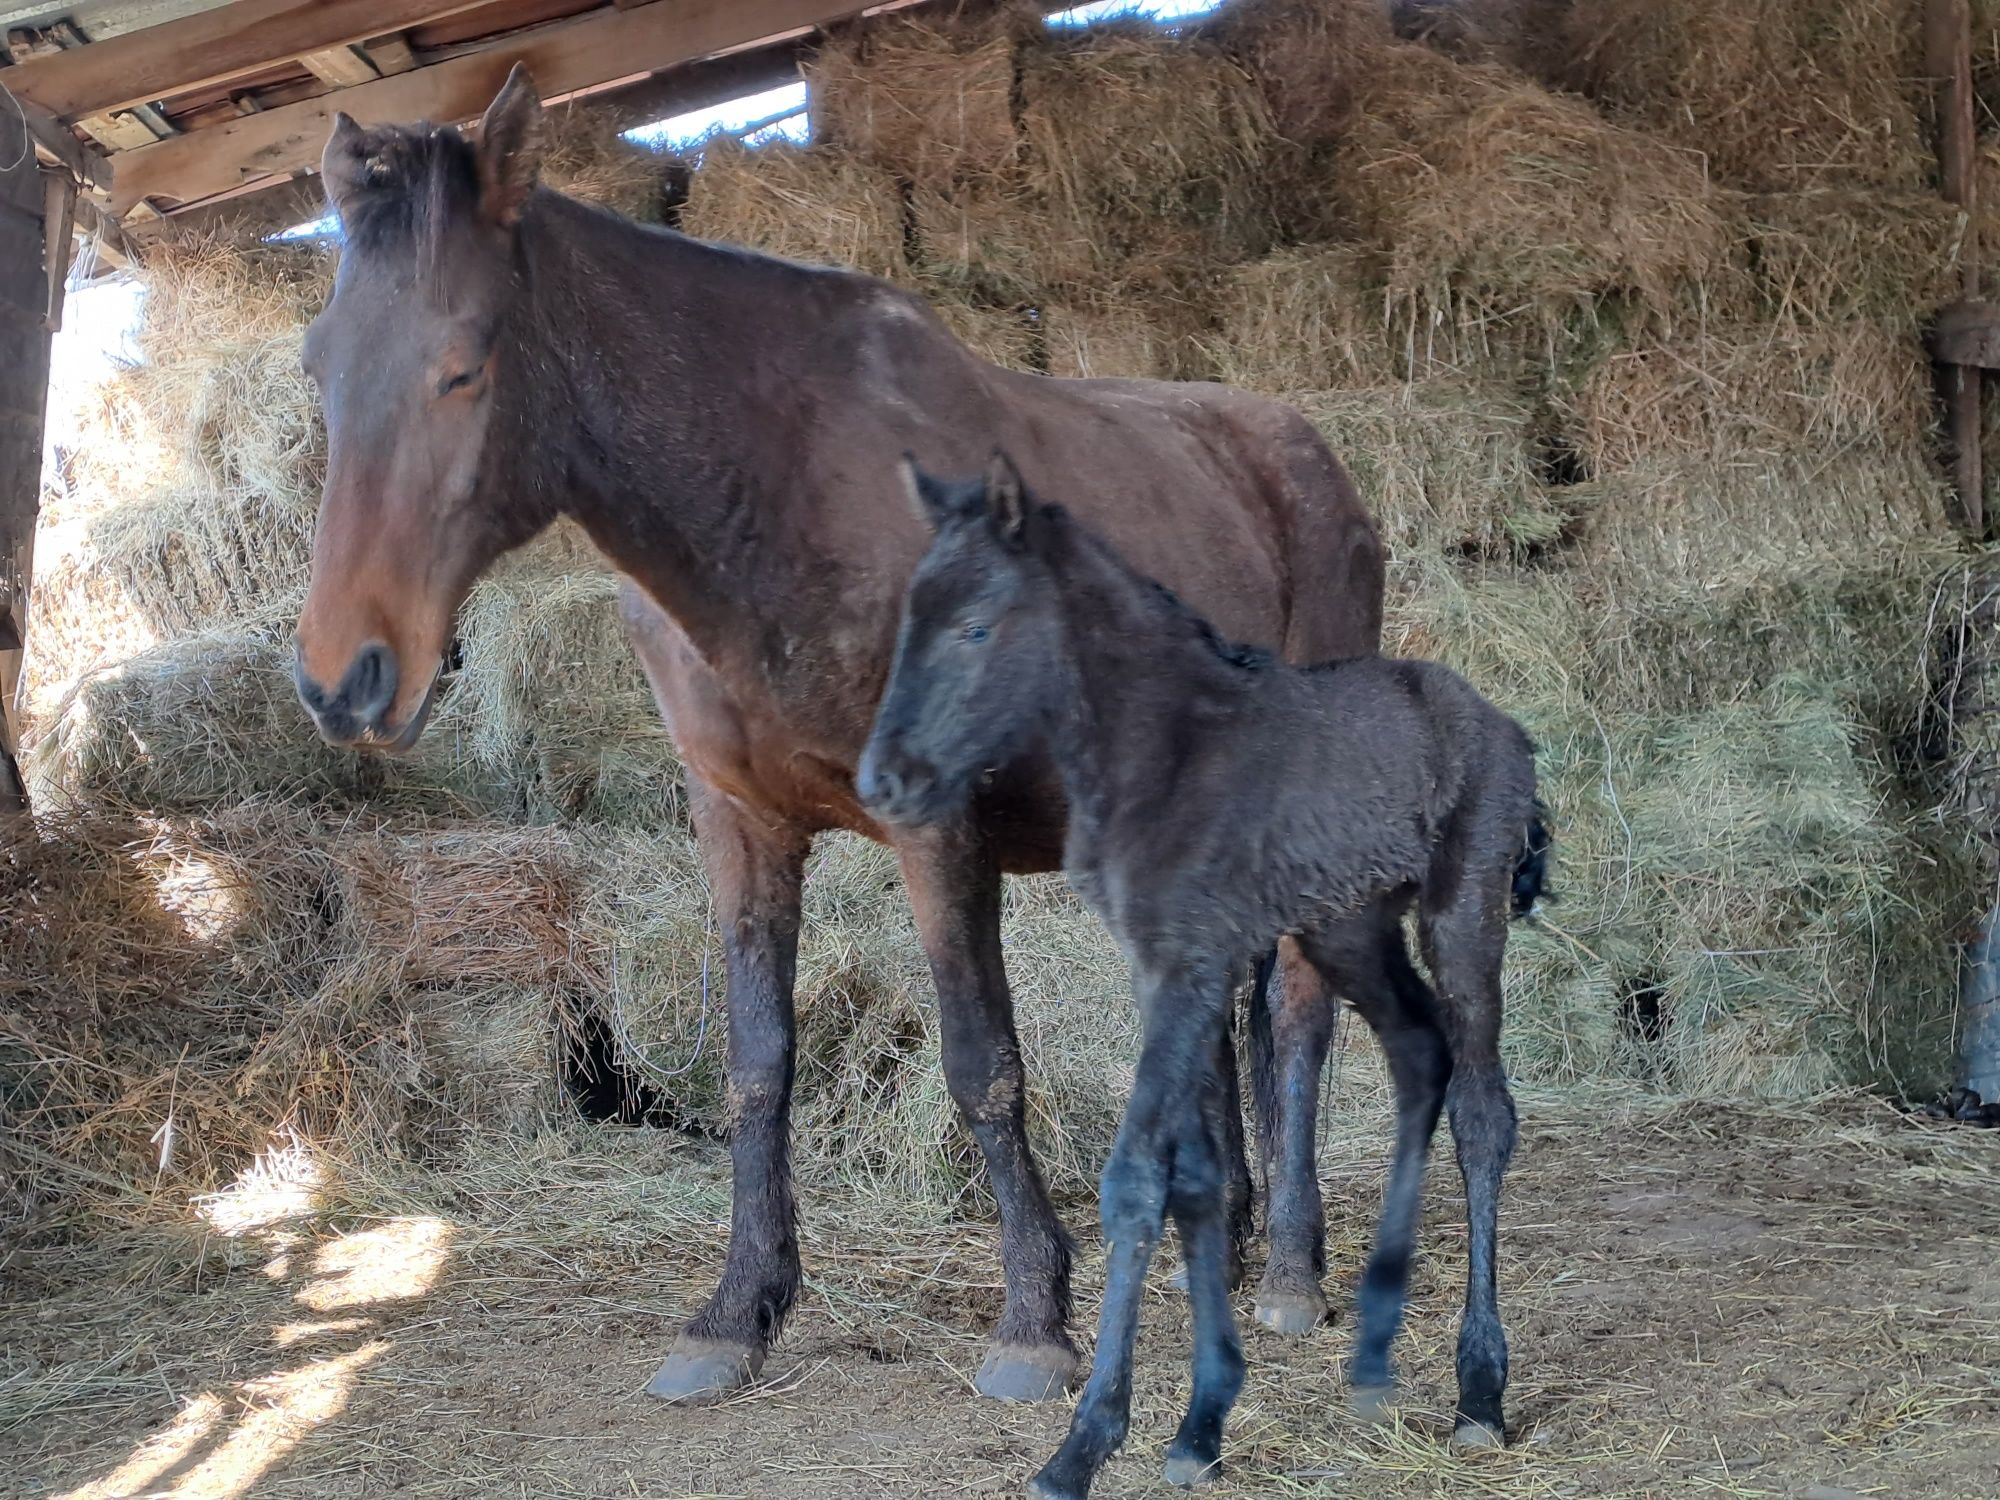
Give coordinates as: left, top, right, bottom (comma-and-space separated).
153, 1343, 385, 1500
52, 1394, 226, 1500
298, 1217, 454, 1312
193, 1137, 323, 1237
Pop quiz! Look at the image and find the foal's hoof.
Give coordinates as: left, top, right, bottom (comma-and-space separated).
644, 1336, 765, 1405
1451, 1417, 1506, 1449
1350, 1384, 1396, 1424
1163, 1448, 1224, 1487
976, 1341, 1080, 1403
1167, 1261, 1190, 1293
1252, 1287, 1326, 1336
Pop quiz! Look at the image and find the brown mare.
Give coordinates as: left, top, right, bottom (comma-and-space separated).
860, 457, 1545, 1496
291, 67, 1384, 1405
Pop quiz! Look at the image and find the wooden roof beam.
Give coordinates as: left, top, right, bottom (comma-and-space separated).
108, 0, 889, 219
3, 0, 498, 124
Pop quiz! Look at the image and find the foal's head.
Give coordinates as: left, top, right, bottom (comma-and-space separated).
858, 454, 1067, 826
293, 66, 551, 750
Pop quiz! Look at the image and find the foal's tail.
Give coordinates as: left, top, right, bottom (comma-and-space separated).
1510, 796, 1553, 920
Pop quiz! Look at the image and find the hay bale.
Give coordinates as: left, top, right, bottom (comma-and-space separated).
678, 138, 909, 279
926, 292, 1039, 371
1575, 453, 1955, 578
1204, 245, 1399, 390
1745, 191, 1967, 331
1018, 25, 1280, 287
1040, 301, 1185, 380
909, 183, 1044, 302
1209, 0, 1396, 146
1931, 549, 2000, 848
810, 10, 1022, 190
1319, 42, 1743, 332
1559, 0, 1931, 193
1289, 381, 1553, 557
539, 101, 666, 220
1557, 321, 1936, 476
453, 540, 684, 827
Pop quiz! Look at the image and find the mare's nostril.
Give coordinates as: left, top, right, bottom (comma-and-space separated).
343, 641, 400, 729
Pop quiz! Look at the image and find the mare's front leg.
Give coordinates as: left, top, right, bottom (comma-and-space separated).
900, 821, 1079, 1402
647, 779, 809, 1403
1033, 958, 1232, 1500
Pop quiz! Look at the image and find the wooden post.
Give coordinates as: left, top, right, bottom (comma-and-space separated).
1929, 0, 1982, 536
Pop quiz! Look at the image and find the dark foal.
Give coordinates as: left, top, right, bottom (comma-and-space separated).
860, 457, 1547, 1498
290, 68, 1385, 1406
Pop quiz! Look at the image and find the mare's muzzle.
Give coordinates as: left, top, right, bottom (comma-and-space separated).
295, 640, 434, 751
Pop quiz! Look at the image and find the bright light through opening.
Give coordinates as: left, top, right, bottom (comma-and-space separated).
1046, 0, 1224, 26
622, 80, 810, 152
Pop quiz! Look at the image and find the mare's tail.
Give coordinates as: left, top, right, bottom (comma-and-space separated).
1510, 796, 1553, 919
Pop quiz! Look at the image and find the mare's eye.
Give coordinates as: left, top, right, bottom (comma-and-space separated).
436, 369, 480, 397
963, 623, 990, 644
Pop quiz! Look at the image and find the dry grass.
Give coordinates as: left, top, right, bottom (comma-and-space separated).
1745, 189, 1968, 331
1040, 300, 1185, 380
1207, 0, 1396, 147
1559, 0, 1934, 192
679, 137, 910, 280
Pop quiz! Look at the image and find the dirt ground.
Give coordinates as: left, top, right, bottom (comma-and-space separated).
5, 1086, 1998, 1500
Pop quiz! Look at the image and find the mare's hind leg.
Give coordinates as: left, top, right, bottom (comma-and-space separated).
1299, 914, 1451, 1418
1422, 858, 1520, 1446
900, 821, 1078, 1403
1255, 938, 1338, 1334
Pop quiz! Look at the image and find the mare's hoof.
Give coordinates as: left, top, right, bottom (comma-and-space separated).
977, 1341, 1080, 1403
644, 1337, 765, 1405
1027, 1479, 1079, 1500
1252, 1288, 1326, 1336
1350, 1384, 1396, 1423
1163, 1449, 1223, 1488
1452, 1417, 1506, 1449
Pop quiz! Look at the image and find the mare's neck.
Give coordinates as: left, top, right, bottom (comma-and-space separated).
1039, 526, 1258, 856
500, 192, 822, 659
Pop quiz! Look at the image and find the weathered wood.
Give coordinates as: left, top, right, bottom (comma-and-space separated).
0, 128, 49, 819
1931, 299, 2000, 368
1928, 0, 1982, 536
3, 0, 498, 124
110, 0, 880, 217
300, 45, 383, 89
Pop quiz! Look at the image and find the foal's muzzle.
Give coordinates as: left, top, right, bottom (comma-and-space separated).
857, 740, 950, 826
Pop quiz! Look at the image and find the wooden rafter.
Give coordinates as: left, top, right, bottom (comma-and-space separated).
107, 0, 883, 218
3, 0, 499, 124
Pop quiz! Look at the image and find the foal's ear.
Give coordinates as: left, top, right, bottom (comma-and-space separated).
321, 112, 376, 220
984, 449, 1029, 546
899, 454, 953, 529
476, 64, 546, 227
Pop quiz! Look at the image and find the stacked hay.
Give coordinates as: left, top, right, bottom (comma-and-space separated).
9, 0, 1988, 1248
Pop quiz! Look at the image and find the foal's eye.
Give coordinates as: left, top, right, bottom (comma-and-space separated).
436, 368, 480, 397
962, 623, 990, 644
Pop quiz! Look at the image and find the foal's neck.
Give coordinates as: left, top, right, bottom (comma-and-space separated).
1041, 525, 1259, 845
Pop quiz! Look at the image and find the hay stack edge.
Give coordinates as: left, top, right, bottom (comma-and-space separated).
7, 0, 1997, 1252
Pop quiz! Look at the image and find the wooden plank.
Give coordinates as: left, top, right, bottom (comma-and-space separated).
365, 36, 422, 77
110, 0, 882, 217
0, 207, 47, 314
3, 0, 498, 124
1932, 300, 2000, 368
300, 46, 383, 89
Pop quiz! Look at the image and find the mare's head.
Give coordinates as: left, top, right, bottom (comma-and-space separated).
858, 453, 1069, 826
293, 66, 552, 749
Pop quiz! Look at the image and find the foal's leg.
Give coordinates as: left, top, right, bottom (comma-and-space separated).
1162, 1067, 1248, 1489
649, 780, 809, 1403
1169, 1011, 1252, 1294
1033, 961, 1231, 1500
1423, 869, 1520, 1446
1302, 919, 1451, 1418
900, 822, 1077, 1402
1255, 937, 1338, 1334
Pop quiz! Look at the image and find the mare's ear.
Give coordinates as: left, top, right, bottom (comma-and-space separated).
476, 64, 546, 227
321, 112, 376, 221
984, 449, 1029, 546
